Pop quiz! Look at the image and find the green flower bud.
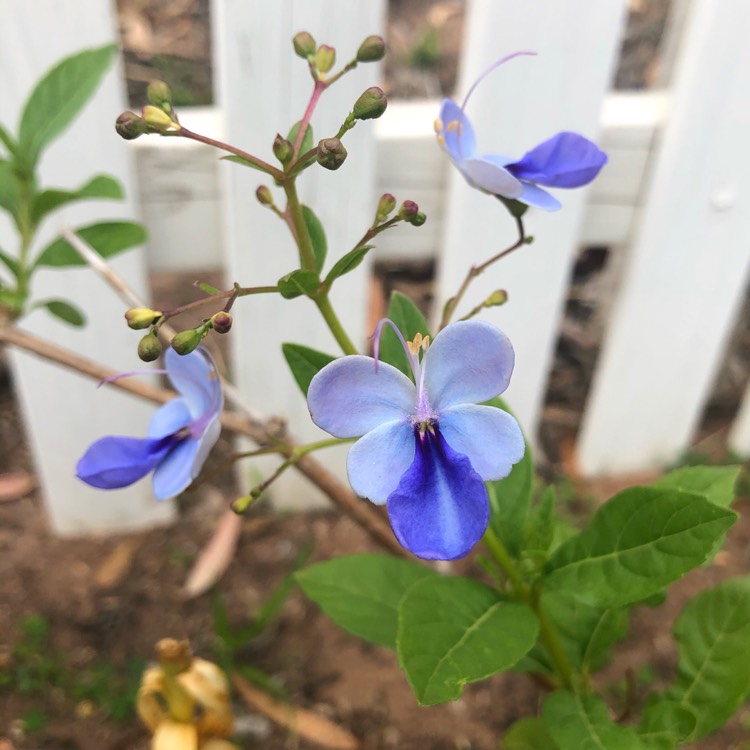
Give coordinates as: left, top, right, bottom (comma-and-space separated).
352, 87, 387, 121
115, 111, 148, 140
125, 307, 162, 330
137, 331, 162, 362
316, 138, 348, 170
272, 134, 293, 165
256, 185, 273, 206
410, 211, 427, 227
210, 311, 233, 334
485, 289, 508, 307
314, 45, 336, 74
293, 31, 317, 58
398, 200, 419, 221
146, 80, 173, 108
375, 193, 396, 223
141, 105, 179, 133
171, 328, 203, 355
356, 35, 386, 63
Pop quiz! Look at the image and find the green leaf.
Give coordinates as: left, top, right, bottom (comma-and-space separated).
650, 575, 750, 740
18, 44, 117, 168
34, 221, 146, 268
654, 465, 740, 508
282, 343, 336, 396
0, 123, 18, 157
639, 699, 696, 748
0, 247, 19, 278
544, 486, 736, 609
296, 554, 436, 648
542, 691, 648, 750
397, 575, 538, 705
30, 174, 123, 226
277, 269, 320, 299
0, 159, 21, 218
324, 245, 372, 285
287, 120, 313, 155
301, 205, 326, 273
39, 298, 86, 326
523, 485, 557, 557
503, 718, 559, 750
379, 291, 430, 378
220, 154, 267, 172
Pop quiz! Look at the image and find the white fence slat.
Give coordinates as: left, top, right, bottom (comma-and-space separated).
213, 0, 385, 507
435, 0, 627, 437
729, 386, 750, 457
577, 0, 750, 475
0, 1, 174, 534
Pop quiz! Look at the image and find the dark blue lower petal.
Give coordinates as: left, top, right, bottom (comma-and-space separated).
386, 428, 489, 560
76, 434, 179, 490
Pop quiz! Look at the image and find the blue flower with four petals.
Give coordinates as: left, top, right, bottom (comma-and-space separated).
307, 320, 524, 560
76, 347, 223, 500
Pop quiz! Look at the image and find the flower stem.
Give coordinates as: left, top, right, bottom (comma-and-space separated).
293, 79, 326, 159
315, 293, 358, 355
160, 284, 279, 321
283, 179, 317, 271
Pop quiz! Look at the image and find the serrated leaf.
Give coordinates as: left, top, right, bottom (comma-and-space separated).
544, 487, 736, 609
296, 554, 436, 648
397, 575, 538, 705
34, 221, 146, 268
40, 298, 86, 326
301, 205, 326, 273
503, 718, 559, 750
653, 575, 750, 740
18, 44, 117, 168
654, 465, 740, 508
324, 245, 372, 285
287, 120, 313, 155
277, 269, 319, 299
378, 291, 430, 378
282, 343, 336, 396
30, 174, 123, 226
542, 691, 648, 750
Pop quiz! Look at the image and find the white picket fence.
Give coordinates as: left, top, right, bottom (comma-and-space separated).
2, 0, 750, 535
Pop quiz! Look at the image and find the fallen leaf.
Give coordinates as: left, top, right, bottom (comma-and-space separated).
233, 676, 359, 750
94, 538, 141, 589
183, 509, 242, 598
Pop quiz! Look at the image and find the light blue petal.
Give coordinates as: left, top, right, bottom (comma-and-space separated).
387, 429, 489, 560
308, 356, 416, 438
439, 404, 525, 480
190, 411, 222, 476
459, 158, 524, 198
439, 98, 477, 161
347, 420, 415, 504
165, 347, 223, 421
423, 320, 515, 410
76, 435, 174, 489
148, 398, 191, 438
516, 181, 561, 211
151, 438, 199, 500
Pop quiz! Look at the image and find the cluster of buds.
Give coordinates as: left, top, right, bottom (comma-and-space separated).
372, 194, 426, 228
115, 80, 180, 141
292, 32, 385, 80
397, 199, 427, 227
137, 639, 238, 750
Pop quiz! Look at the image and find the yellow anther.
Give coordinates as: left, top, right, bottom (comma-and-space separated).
436, 134, 446, 146
446, 120, 459, 133
433, 118, 444, 133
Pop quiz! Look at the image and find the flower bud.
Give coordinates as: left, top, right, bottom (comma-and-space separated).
272, 134, 293, 165
410, 211, 427, 227
137, 331, 162, 362
314, 45, 336, 74
293, 31, 317, 58
171, 328, 203, 356
398, 200, 419, 221
256, 185, 273, 206
356, 35, 386, 63
115, 111, 148, 140
210, 311, 233, 334
146, 80, 172, 108
352, 87, 387, 121
316, 138, 348, 170
125, 307, 162, 330
375, 193, 396, 223
142, 105, 179, 133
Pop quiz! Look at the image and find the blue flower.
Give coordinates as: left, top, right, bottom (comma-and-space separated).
76, 347, 223, 500
307, 320, 525, 560
435, 53, 607, 211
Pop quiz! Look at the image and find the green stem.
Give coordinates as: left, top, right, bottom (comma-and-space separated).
315, 293, 358, 355
482, 527, 526, 594
160, 284, 278, 321
284, 179, 316, 271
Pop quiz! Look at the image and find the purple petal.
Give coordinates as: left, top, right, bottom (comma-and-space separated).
506, 132, 607, 188
460, 158, 524, 198
515, 181, 561, 211
308, 356, 415, 438
76, 434, 176, 490
439, 404, 525, 480
439, 99, 477, 161
387, 429, 489, 560
423, 320, 515, 410
152, 438, 200, 500
165, 348, 223, 421
347, 420, 415, 504
148, 398, 192, 438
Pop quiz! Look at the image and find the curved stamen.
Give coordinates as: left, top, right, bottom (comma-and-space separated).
372, 318, 421, 383
98, 369, 168, 387
459, 50, 537, 113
